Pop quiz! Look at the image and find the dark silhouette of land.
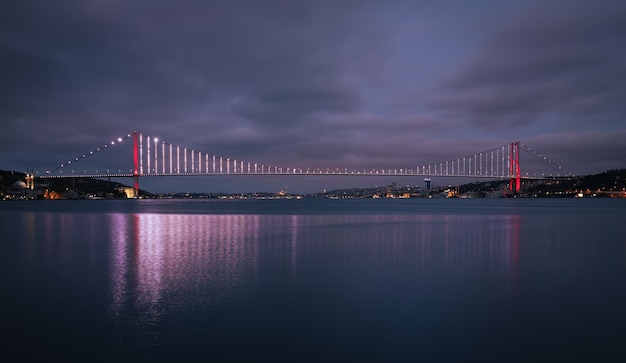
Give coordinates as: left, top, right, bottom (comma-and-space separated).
1, 169, 625, 200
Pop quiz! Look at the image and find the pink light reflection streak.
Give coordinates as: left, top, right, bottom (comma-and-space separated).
108, 213, 263, 318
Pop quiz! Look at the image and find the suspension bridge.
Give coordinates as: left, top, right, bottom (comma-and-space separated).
34, 132, 570, 194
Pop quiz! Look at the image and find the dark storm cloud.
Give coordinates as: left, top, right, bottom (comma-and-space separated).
429, 2, 626, 129
233, 83, 360, 127
523, 130, 626, 175
0, 0, 385, 169
1, 1, 624, 192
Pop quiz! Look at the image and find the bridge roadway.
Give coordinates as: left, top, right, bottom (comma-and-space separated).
37, 172, 549, 180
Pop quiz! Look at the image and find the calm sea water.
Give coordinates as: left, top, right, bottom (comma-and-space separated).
2, 198, 625, 362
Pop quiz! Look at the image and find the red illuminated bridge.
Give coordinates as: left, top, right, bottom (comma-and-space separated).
36, 132, 571, 195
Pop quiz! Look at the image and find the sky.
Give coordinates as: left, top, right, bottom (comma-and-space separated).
1, 0, 625, 193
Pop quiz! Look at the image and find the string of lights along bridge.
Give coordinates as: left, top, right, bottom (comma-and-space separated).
38, 132, 570, 194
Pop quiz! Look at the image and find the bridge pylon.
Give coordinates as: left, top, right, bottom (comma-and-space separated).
509, 142, 520, 193
133, 131, 139, 197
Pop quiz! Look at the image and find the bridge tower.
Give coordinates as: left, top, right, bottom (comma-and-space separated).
509, 141, 520, 193
133, 131, 139, 197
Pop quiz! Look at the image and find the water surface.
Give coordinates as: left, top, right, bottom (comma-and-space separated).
2, 198, 625, 362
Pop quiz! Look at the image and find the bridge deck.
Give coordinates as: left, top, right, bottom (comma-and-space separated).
37, 172, 554, 180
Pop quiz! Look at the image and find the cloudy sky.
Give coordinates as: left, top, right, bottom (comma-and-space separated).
1, 0, 625, 193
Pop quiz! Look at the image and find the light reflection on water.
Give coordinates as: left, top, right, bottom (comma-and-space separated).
106, 212, 522, 346
109, 214, 265, 341
3, 199, 625, 361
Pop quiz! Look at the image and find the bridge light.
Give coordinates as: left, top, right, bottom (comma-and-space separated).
111, 141, 115, 145
154, 138, 159, 142
118, 138, 122, 142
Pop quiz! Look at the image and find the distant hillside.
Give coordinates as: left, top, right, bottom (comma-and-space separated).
524, 169, 626, 197
2, 168, 625, 199
0, 170, 26, 191
319, 169, 626, 198
0, 170, 153, 198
